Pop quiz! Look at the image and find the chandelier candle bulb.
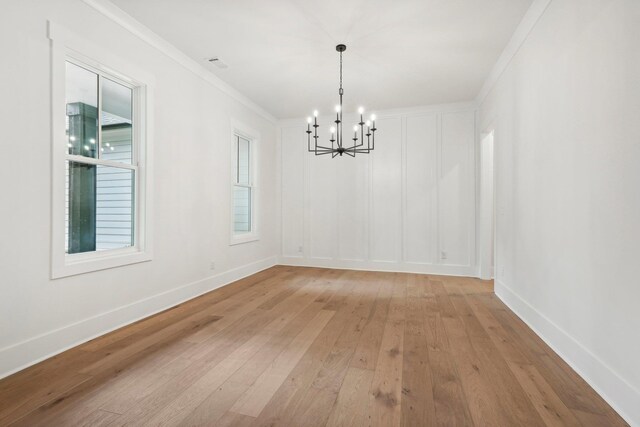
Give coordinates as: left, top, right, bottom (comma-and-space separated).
313, 110, 318, 117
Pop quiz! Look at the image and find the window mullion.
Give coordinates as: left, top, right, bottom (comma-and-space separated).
97, 74, 103, 158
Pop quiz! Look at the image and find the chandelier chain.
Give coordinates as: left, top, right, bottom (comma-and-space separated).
339, 51, 343, 90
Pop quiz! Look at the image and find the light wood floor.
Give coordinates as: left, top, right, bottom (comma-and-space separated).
0, 266, 627, 426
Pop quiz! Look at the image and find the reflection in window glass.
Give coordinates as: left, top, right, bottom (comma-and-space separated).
65, 62, 98, 158
233, 186, 251, 233
101, 78, 133, 164
236, 136, 250, 184
65, 161, 134, 253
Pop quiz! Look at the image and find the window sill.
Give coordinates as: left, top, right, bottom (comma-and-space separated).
229, 234, 260, 246
52, 247, 152, 279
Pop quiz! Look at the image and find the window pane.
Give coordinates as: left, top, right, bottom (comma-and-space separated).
66, 161, 134, 253
66, 62, 98, 158
233, 186, 251, 233
101, 78, 133, 164
236, 136, 250, 185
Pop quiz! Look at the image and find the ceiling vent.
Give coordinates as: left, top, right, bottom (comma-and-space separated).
208, 57, 228, 69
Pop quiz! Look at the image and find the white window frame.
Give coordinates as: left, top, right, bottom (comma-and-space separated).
229, 120, 259, 246
49, 22, 154, 278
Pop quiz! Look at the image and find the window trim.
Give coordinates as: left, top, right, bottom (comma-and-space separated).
49, 21, 154, 278
229, 120, 259, 246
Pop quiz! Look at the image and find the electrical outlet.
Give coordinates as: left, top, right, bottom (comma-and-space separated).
298, 246, 303, 253
441, 251, 448, 260
210, 261, 216, 270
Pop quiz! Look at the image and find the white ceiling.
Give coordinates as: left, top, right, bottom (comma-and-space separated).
111, 0, 532, 119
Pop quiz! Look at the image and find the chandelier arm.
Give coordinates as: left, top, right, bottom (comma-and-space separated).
342, 137, 367, 151
315, 150, 335, 156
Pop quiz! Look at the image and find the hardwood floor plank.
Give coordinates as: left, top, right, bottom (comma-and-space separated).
325, 367, 374, 427
441, 314, 511, 426
368, 273, 406, 427
351, 275, 394, 371
507, 362, 581, 427
230, 310, 335, 417
401, 274, 436, 427
424, 313, 474, 426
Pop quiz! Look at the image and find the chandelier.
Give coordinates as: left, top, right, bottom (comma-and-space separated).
306, 44, 377, 157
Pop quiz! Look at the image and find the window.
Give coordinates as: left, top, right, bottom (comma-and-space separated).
65, 61, 135, 254
231, 129, 258, 245
50, 22, 152, 278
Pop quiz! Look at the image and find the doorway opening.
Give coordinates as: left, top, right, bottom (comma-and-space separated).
479, 130, 495, 280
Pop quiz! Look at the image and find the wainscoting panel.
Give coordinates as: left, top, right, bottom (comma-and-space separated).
439, 111, 475, 267
281, 126, 305, 257
404, 113, 438, 264
369, 117, 403, 263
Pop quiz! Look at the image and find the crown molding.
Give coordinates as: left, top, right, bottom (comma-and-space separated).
475, 0, 553, 105
82, 0, 277, 124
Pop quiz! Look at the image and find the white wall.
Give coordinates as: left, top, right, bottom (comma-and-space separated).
279, 105, 476, 276
0, 0, 279, 378
479, 0, 640, 424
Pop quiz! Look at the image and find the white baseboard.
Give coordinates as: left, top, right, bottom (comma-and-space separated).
0, 256, 278, 380
279, 256, 476, 277
495, 280, 639, 427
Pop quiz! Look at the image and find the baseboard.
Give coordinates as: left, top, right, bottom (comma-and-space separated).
0, 255, 278, 380
495, 280, 639, 427
279, 256, 476, 277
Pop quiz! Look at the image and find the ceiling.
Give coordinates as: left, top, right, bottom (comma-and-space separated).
111, 0, 533, 119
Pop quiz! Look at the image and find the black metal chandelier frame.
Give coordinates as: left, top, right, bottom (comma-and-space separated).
306, 44, 377, 157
